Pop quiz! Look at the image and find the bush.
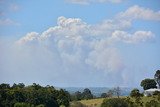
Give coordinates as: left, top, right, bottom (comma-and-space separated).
101, 98, 128, 107
145, 100, 160, 107
130, 89, 142, 98
101, 93, 108, 98
153, 91, 160, 95
14, 103, 31, 107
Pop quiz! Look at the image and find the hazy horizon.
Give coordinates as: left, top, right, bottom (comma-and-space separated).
0, 0, 160, 87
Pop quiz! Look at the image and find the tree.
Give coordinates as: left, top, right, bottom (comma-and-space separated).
140, 78, 157, 90
101, 93, 108, 98
130, 88, 142, 98
113, 87, 121, 98
12, 83, 25, 89
0, 83, 10, 89
73, 91, 82, 101
57, 89, 70, 107
107, 90, 114, 97
154, 70, 160, 88
0, 83, 68, 107
82, 88, 93, 100
101, 98, 128, 107
30, 83, 42, 90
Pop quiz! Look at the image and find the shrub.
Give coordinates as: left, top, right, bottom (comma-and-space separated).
101, 93, 108, 98
130, 89, 142, 98
14, 103, 31, 107
101, 98, 128, 107
145, 100, 160, 107
153, 91, 160, 95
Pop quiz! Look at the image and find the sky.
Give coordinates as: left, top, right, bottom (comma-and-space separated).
0, 0, 160, 87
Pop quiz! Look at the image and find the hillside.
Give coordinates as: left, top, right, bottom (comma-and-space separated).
75, 96, 160, 107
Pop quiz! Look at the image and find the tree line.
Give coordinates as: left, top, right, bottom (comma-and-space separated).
0, 83, 70, 107
0, 83, 96, 107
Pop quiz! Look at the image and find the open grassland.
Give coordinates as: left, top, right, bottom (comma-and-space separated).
79, 98, 105, 107
75, 96, 160, 107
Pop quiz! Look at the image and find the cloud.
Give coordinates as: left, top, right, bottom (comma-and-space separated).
0, 18, 20, 26
0, 1, 20, 26
111, 30, 155, 43
90, 19, 131, 36
17, 32, 40, 44
9, 4, 20, 11
1, 5, 158, 86
10, 16, 128, 86
117, 5, 160, 21
66, 0, 124, 4
16, 16, 154, 73
86, 46, 124, 72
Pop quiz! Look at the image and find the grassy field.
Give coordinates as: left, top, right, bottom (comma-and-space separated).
79, 98, 104, 107
75, 96, 160, 107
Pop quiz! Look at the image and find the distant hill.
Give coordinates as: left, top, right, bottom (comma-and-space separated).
63, 87, 143, 97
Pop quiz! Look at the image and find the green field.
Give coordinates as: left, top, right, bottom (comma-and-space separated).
79, 98, 105, 107
73, 96, 160, 107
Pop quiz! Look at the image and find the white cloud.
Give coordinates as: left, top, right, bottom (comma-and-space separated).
117, 5, 160, 21
16, 16, 155, 74
111, 30, 155, 43
16, 16, 124, 73
66, 0, 124, 4
1, 5, 158, 86
91, 19, 131, 36
16, 32, 40, 44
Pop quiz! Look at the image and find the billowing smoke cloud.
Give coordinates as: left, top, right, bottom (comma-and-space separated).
0, 5, 157, 87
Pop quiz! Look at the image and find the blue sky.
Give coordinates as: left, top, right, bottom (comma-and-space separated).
0, 0, 160, 87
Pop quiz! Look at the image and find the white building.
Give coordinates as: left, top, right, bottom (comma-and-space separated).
144, 88, 160, 96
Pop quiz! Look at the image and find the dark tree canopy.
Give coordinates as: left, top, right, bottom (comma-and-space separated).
0, 83, 10, 89
82, 88, 93, 100
130, 88, 142, 98
73, 91, 82, 101
140, 78, 157, 90
0, 83, 71, 107
12, 83, 25, 89
154, 70, 160, 88
72, 88, 93, 101
101, 93, 108, 98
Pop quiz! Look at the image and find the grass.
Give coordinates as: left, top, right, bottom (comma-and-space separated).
79, 98, 105, 107
73, 96, 160, 107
